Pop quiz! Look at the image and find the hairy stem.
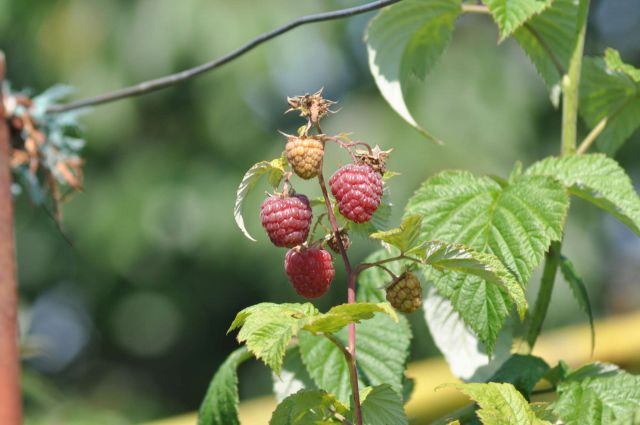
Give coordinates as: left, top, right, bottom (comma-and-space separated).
529, 0, 590, 353
527, 241, 561, 349
46, 0, 402, 114
0, 51, 22, 425
317, 168, 362, 425
561, 0, 590, 156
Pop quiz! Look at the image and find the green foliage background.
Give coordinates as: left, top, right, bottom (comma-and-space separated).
2, 0, 640, 423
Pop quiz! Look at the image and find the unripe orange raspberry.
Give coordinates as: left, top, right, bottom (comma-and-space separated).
286, 136, 324, 179
385, 272, 422, 313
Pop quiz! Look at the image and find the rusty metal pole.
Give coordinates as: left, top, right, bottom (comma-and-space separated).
0, 51, 22, 425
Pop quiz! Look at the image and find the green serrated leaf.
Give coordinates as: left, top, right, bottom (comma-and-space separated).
229, 303, 319, 374
605, 48, 640, 82
580, 51, 640, 154
358, 384, 408, 425
484, 0, 553, 42
269, 389, 347, 425
423, 240, 527, 319
488, 354, 550, 399
299, 264, 412, 405
406, 171, 569, 350
303, 302, 398, 334
559, 256, 595, 353
198, 347, 252, 425
445, 382, 553, 424
234, 159, 287, 241
513, 0, 577, 104
365, 0, 462, 142
527, 154, 640, 235
553, 364, 640, 425
370, 215, 423, 253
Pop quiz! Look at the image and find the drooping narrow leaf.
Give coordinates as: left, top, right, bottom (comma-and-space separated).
406, 171, 569, 349
445, 382, 553, 424
579, 50, 640, 154
303, 302, 398, 334
559, 255, 595, 353
365, 0, 462, 141
198, 347, 252, 425
512, 0, 578, 104
553, 364, 640, 425
484, 0, 553, 42
527, 153, 640, 235
269, 389, 348, 425
234, 156, 287, 241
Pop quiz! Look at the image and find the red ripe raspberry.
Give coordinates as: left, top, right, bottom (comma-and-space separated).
329, 164, 383, 223
260, 194, 312, 248
284, 248, 334, 298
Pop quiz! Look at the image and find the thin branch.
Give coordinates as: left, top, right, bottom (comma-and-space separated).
462, 4, 491, 14
577, 116, 607, 154
46, 0, 402, 114
531, 386, 556, 396
323, 333, 351, 360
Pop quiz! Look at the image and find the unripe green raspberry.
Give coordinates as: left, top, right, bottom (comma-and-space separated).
385, 272, 422, 313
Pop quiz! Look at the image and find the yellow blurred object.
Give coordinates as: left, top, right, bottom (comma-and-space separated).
146, 310, 640, 425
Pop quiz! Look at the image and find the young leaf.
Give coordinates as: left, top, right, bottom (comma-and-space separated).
369, 215, 423, 253
559, 255, 595, 353
527, 153, 640, 235
445, 382, 553, 424
406, 171, 569, 349
269, 389, 348, 425
198, 347, 252, 425
365, 0, 462, 142
484, 0, 553, 41
423, 286, 513, 382
303, 302, 398, 334
580, 50, 640, 154
512, 0, 577, 103
488, 354, 550, 399
553, 364, 640, 425
423, 240, 527, 319
228, 303, 319, 374
358, 384, 409, 425
234, 156, 287, 241
299, 257, 412, 405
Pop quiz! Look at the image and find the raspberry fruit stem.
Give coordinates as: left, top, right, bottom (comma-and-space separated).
317, 167, 362, 425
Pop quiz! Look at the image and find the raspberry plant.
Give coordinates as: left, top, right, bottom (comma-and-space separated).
1, 0, 640, 424
199, 1, 640, 424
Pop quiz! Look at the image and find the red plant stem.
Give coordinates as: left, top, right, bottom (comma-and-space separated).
317, 168, 362, 425
0, 51, 22, 425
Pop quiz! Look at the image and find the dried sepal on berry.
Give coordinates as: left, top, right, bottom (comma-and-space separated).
355, 145, 393, 175
385, 272, 423, 314
286, 89, 337, 125
285, 135, 324, 180
326, 228, 351, 254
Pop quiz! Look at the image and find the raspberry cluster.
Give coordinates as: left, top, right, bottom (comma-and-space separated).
385, 272, 422, 313
255, 93, 392, 300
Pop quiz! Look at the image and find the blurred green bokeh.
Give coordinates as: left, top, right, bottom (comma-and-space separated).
2, 0, 639, 423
